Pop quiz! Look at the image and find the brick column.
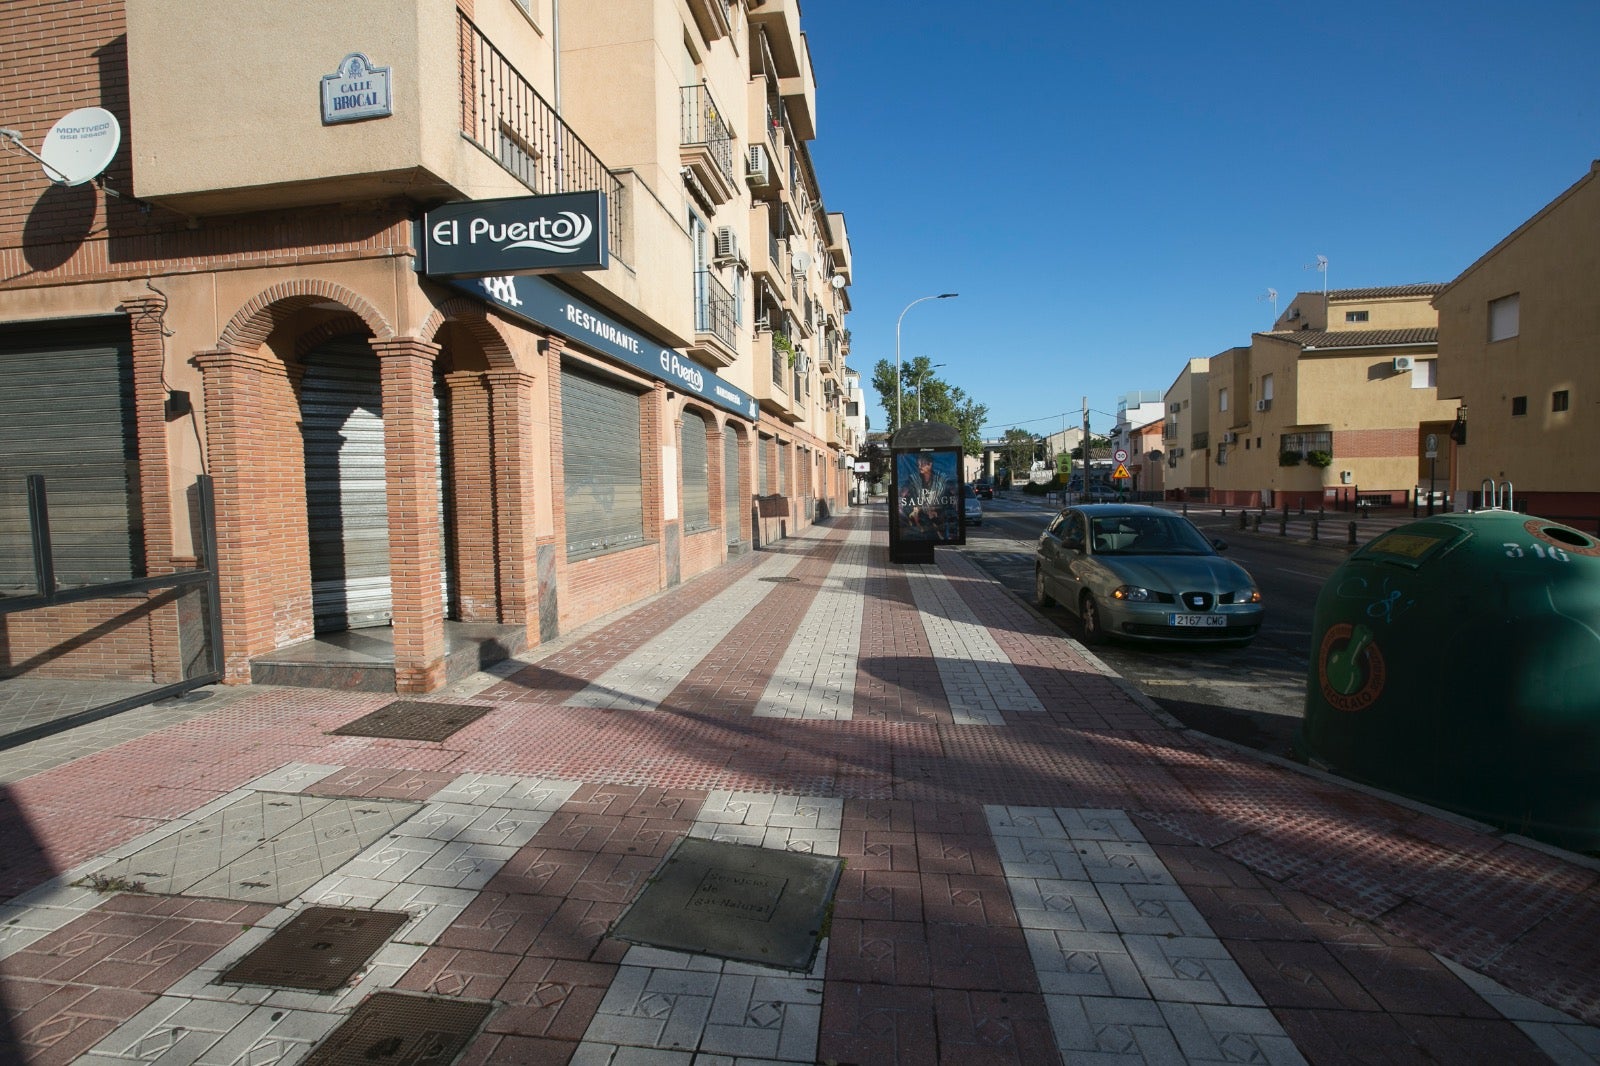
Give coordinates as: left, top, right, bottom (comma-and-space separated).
442, 371, 497, 622
193, 347, 305, 682
121, 295, 183, 682
372, 338, 446, 693
486, 367, 540, 634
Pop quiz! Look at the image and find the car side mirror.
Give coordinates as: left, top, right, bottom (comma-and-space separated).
1212, 538, 1228, 551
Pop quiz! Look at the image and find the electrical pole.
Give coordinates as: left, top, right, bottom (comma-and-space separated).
1081, 396, 1091, 496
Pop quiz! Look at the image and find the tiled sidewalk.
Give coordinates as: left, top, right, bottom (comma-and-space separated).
0, 508, 1595, 1064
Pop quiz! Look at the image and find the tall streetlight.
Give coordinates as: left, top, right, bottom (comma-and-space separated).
912, 362, 946, 421
895, 293, 958, 429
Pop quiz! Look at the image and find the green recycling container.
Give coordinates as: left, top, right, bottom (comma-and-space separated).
1301, 509, 1600, 853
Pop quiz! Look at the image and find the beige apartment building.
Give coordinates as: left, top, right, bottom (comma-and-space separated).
0, 0, 853, 694
1192, 286, 1457, 508
1434, 161, 1600, 528
1162, 356, 1215, 497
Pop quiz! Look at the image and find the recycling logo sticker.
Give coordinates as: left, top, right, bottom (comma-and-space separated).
1318, 622, 1387, 712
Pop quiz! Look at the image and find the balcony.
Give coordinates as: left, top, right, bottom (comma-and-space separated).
680, 84, 736, 206
752, 331, 796, 421
824, 211, 852, 284
688, 270, 738, 368
685, 0, 733, 41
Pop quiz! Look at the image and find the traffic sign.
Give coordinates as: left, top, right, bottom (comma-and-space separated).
1112, 463, 1131, 480
1113, 448, 1129, 463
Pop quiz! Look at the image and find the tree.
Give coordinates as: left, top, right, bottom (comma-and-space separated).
870, 358, 987, 455
1000, 428, 1037, 482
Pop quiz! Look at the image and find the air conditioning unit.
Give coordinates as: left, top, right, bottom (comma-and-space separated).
1393, 355, 1414, 372
713, 227, 739, 263
1169, 403, 1181, 413
1173, 447, 1184, 457
745, 144, 771, 185
1255, 398, 1271, 412
1222, 432, 1238, 444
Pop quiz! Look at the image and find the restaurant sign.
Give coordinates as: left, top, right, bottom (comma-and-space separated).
421, 192, 609, 278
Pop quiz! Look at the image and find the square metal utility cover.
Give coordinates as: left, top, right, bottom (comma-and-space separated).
329, 700, 491, 742
222, 907, 409, 991
303, 992, 492, 1066
611, 836, 842, 971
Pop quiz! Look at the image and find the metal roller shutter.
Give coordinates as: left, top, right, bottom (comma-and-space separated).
681, 411, 710, 534
300, 338, 451, 632
562, 368, 643, 559
301, 340, 391, 631
778, 441, 790, 495
723, 427, 741, 546
0, 321, 142, 591
758, 435, 770, 496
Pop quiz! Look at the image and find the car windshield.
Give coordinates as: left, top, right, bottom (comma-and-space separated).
1089, 513, 1213, 556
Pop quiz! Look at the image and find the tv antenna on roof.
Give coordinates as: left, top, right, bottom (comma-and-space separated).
1258, 287, 1279, 325
1, 107, 121, 187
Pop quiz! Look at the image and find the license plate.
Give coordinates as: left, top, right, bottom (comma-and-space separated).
1169, 614, 1227, 628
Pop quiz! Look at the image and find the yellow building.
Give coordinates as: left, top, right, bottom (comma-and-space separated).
1198, 287, 1458, 509
1434, 161, 1600, 527
1162, 355, 1217, 499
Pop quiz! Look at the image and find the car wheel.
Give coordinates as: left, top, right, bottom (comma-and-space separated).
1080, 592, 1106, 644
1034, 567, 1055, 607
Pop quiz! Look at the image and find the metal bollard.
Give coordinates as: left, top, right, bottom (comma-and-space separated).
1279, 514, 1288, 536
1221, 506, 1227, 518
1182, 501, 1188, 515
1348, 520, 1358, 546
1239, 511, 1248, 531
1299, 500, 1306, 516
1310, 518, 1319, 541
1252, 513, 1261, 532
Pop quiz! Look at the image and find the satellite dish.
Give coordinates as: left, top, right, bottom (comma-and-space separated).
38, 107, 121, 186
830, 274, 846, 290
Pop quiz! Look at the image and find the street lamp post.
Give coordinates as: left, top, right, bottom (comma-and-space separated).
895, 293, 958, 430
912, 362, 946, 421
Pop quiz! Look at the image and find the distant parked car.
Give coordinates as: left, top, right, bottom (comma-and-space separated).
1035, 504, 1262, 645
962, 483, 984, 526
973, 479, 994, 499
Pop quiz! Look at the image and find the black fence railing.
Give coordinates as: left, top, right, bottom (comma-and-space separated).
459, 11, 626, 264
0, 475, 223, 749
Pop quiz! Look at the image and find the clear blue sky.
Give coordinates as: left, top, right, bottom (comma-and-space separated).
802, 1, 1600, 439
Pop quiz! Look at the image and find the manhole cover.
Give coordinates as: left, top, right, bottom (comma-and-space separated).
611, 836, 842, 971
221, 907, 409, 991
303, 992, 491, 1065
330, 701, 491, 741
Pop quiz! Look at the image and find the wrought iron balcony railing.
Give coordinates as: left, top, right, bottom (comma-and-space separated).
693, 269, 737, 350
459, 11, 625, 263
680, 84, 735, 187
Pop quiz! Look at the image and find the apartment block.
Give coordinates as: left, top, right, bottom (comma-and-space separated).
1434, 161, 1600, 526
0, 0, 853, 694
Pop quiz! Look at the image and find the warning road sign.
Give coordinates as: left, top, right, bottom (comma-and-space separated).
1112, 463, 1130, 480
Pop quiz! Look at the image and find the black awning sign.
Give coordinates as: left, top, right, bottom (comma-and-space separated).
421, 192, 609, 278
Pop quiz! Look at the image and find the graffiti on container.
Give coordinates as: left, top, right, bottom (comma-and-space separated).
1334, 575, 1417, 626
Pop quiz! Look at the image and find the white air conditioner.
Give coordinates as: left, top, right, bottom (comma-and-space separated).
1255, 399, 1271, 412
745, 144, 771, 185
1173, 447, 1184, 457
1169, 403, 1181, 414
1393, 355, 1414, 372
713, 227, 739, 262
1222, 432, 1237, 444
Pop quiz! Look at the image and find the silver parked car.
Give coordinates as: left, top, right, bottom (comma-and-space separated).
962, 483, 983, 526
1035, 504, 1262, 645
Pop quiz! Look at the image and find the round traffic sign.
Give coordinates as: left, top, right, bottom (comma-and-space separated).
1113, 448, 1128, 463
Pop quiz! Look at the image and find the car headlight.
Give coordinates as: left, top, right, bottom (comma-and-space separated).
1234, 588, 1262, 604
1111, 585, 1158, 602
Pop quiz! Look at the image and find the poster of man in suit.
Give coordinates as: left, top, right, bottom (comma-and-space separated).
895, 449, 959, 542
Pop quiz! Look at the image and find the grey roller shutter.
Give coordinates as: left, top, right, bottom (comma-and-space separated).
778, 441, 790, 495
302, 340, 391, 631
0, 321, 142, 591
723, 427, 741, 546
757, 435, 770, 496
681, 412, 710, 534
562, 368, 643, 559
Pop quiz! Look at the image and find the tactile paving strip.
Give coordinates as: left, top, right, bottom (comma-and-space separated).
328, 701, 492, 742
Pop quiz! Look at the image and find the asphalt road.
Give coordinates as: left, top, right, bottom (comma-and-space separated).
959, 496, 1346, 758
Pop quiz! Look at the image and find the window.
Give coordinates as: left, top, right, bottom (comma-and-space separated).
1489, 293, 1520, 342
1282, 431, 1332, 456
1218, 388, 1229, 413
1553, 390, 1570, 412
1345, 310, 1369, 323
1410, 360, 1438, 389
846, 401, 859, 417
1261, 374, 1274, 401
1511, 396, 1527, 416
